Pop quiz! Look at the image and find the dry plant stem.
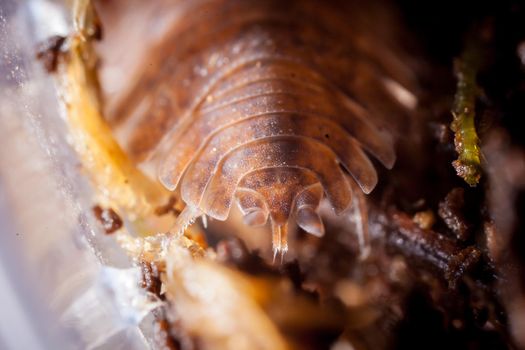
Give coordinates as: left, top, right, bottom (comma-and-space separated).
388, 211, 481, 288
451, 38, 482, 187
58, 0, 168, 216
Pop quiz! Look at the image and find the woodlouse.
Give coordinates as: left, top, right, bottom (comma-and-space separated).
97, 0, 418, 255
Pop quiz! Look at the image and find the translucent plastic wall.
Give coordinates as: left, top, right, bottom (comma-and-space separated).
0, 1, 155, 348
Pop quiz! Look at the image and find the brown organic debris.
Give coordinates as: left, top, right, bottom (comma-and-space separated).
438, 188, 471, 240
139, 260, 162, 297
388, 211, 481, 288
36, 35, 67, 73
413, 209, 436, 230
92, 205, 123, 234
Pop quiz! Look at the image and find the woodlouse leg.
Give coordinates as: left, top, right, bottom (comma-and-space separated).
170, 205, 202, 237
349, 181, 370, 259
201, 214, 208, 229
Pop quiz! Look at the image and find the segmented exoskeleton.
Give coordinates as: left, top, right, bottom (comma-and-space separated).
99, 0, 418, 255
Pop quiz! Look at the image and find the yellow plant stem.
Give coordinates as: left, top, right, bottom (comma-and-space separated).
451, 40, 482, 187
59, 33, 168, 217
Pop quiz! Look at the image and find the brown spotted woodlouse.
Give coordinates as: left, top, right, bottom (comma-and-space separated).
96, 0, 419, 256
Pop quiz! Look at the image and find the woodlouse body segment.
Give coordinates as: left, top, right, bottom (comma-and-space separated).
104, 0, 416, 254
